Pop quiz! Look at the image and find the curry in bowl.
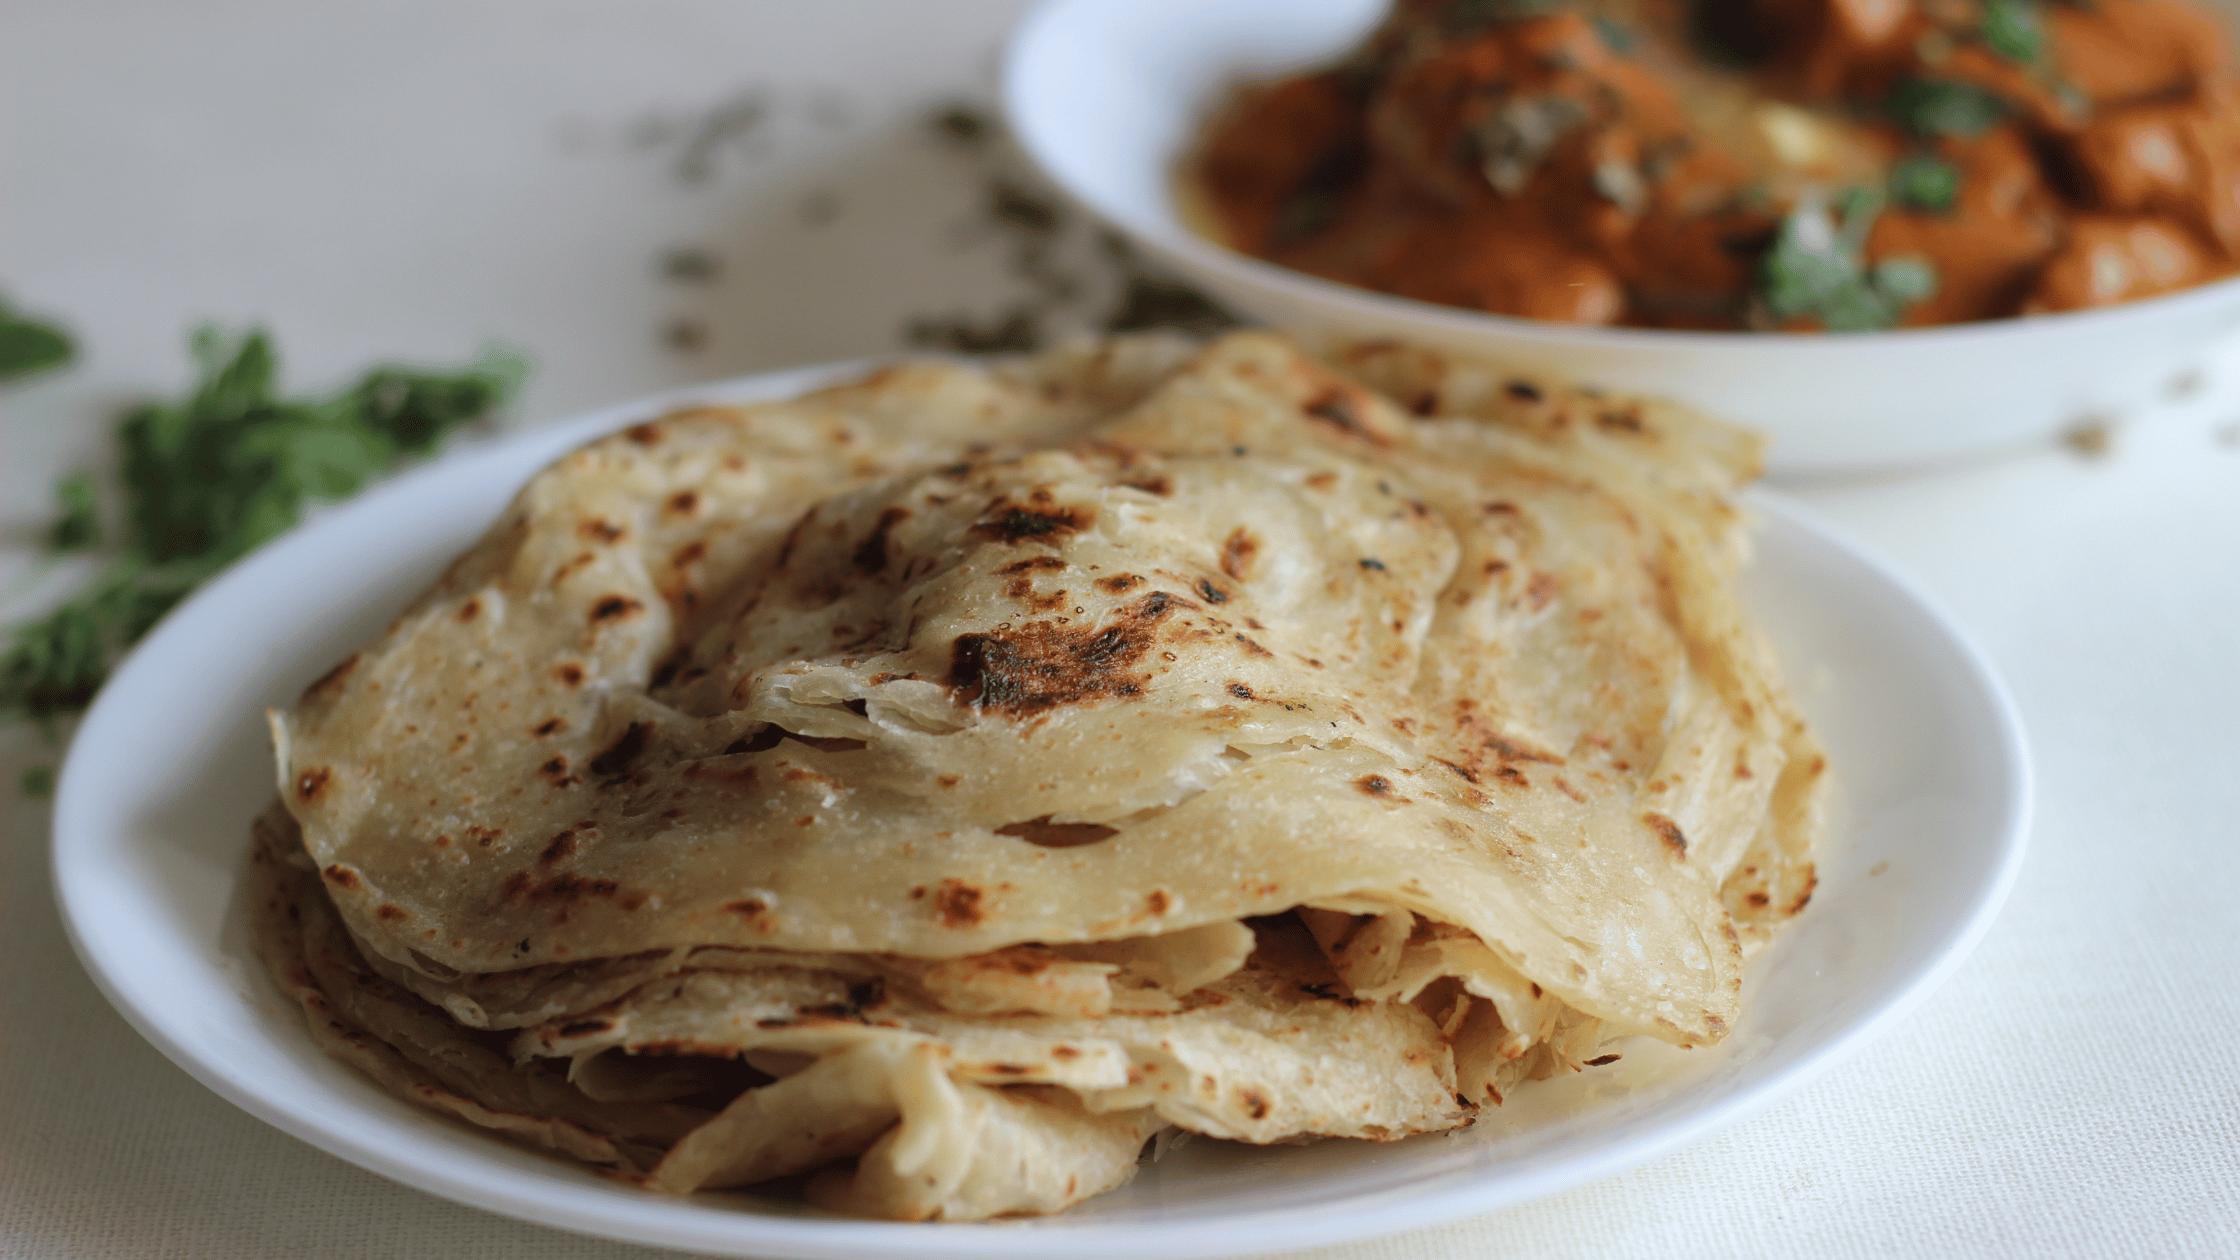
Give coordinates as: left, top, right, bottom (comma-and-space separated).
1191, 0, 2240, 330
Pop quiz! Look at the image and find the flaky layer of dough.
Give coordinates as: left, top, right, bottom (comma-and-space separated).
254, 333, 1822, 1219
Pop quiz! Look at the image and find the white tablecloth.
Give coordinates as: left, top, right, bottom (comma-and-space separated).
5, 3, 2237, 1256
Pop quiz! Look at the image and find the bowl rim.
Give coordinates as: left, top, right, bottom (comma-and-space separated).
1001, 0, 2240, 353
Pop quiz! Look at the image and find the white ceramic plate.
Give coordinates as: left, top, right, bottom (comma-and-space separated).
1003, 0, 2240, 476
54, 362, 2030, 1259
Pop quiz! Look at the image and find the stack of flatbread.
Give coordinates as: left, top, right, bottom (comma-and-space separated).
249, 331, 1824, 1220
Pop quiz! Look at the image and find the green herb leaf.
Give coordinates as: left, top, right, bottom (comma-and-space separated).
0, 590, 111, 720
1105, 275, 1241, 337
990, 182, 1062, 237
1887, 78, 2007, 138
0, 298, 74, 383
1, 328, 525, 723
50, 473, 100, 552
908, 307, 1042, 355
1591, 15, 1635, 53
1757, 191, 1939, 332
1980, 0, 2044, 65
19, 766, 54, 798
1873, 255, 1940, 303
931, 104, 991, 145
1890, 154, 1961, 211
1099, 233, 1241, 337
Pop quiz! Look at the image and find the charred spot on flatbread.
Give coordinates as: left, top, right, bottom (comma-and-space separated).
969, 493, 1094, 545
948, 592, 1176, 714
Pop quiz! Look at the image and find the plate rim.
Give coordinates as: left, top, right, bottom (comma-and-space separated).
50, 357, 2033, 1259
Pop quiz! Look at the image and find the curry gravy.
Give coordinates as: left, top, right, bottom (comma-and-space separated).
1191, 0, 2240, 329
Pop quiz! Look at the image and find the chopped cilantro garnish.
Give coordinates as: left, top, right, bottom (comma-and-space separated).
1591, 15, 1636, 53
1, 327, 525, 724
1890, 154, 1961, 211
1888, 78, 2007, 138
1757, 191, 1939, 331
0, 298, 74, 383
1473, 94, 1588, 196
1872, 255, 1939, 304
1980, 0, 2044, 65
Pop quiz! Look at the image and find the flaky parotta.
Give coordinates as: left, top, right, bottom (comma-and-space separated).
250, 331, 1823, 1220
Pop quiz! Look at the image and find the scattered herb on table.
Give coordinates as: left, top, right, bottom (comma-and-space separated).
49, 473, 99, 552
908, 306, 1043, 355
0, 297, 74, 383
1100, 233, 1241, 337
1756, 190, 1939, 331
931, 103, 991, 146
675, 90, 770, 184
907, 105, 1241, 353
908, 167, 1076, 355
660, 247, 722, 283
0, 327, 526, 726
991, 181, 1062, 236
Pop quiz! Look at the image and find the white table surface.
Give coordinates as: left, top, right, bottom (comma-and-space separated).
4, 3, 2237, 1257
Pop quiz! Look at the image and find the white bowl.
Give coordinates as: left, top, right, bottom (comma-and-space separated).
1004, 0, 2240, 476
53, 361, 2030, 1257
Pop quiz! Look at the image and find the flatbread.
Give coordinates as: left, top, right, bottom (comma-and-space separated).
253, 331, 1823, 1218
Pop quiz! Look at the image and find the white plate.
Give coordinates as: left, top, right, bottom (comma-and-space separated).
1003, 0, 2240, 476
53, 361, 2030, 1259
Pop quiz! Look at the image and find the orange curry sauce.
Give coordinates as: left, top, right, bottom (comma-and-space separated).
1192, 0, 2240, 329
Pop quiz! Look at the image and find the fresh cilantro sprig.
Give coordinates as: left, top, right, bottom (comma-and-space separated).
0, 327, 526, 724
0, 297, 74, 383
1757, 190, 1939, 332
